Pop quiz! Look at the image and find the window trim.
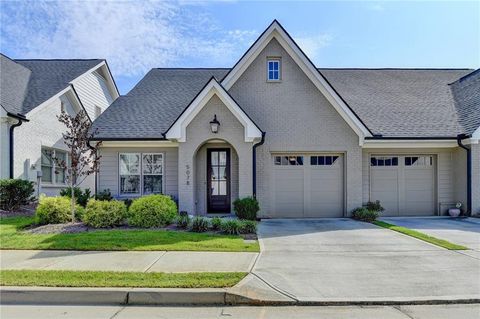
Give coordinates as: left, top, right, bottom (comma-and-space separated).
266, 58, 281, 82
118, 152, 165, 197
41, 147, 68, 185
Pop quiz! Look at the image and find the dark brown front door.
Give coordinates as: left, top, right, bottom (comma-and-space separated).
207, 149, 230, 213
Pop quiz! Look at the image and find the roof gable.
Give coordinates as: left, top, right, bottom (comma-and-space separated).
221, 20, 372, 141
0, 54, 31, 115
165, 77, 262, 142
450, 69, 480, 138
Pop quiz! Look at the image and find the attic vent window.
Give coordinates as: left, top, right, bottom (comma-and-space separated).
267, 58, 280, 81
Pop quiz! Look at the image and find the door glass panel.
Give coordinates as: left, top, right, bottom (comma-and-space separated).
218, 167, 226, 180
211, 152, 218, 165
218, 181, 227, 195
211, 182, 219, 195
219, 151, 226, 165
211, 167, 219, 181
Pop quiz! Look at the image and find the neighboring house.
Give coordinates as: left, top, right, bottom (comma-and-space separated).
0, 54, 119, 196
91, 20, 480, 217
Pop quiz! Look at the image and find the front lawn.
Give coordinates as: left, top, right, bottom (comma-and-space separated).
373, 220, 468, 250
0, 270, 246, 288
0, 217, 259, 252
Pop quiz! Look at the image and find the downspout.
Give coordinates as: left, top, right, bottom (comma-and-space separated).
457, 134, 471, 216
7, 113, 29, 178
252, 132, 266, 199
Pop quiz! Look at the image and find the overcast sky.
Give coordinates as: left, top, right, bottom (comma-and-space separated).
1, 0, 479, 94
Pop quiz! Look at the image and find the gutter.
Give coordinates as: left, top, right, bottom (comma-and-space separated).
7, 113, 29, 179
457, 134, 472, 215
252, 132, 266, 199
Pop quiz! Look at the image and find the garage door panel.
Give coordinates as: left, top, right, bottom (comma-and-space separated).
273, 168, 304, 218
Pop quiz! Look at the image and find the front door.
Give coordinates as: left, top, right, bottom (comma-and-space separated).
207, 149, 230, 213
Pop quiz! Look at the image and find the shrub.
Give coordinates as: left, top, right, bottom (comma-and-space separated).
239, 220, 257, 234
60, 187, 91, 207
96, 189, 113, 201
35, 196, 83, 225
220, 219, 241, 235
82, 199, 127, 228
128, 194, 177, 228
191, 216, 209, 232
351, 207, 379, 222
366, 200, 385, 212
233, 197, 259, 221
176, 212, 190, 229
210, 217, 222, 231
0, 179, 35, 211
122, 198, 133, 210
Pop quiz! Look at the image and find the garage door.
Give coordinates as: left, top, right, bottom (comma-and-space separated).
273, 154, 344, 218
370, 155, 435, 216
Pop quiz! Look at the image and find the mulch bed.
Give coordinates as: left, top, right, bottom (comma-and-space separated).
0, 203, 37, 218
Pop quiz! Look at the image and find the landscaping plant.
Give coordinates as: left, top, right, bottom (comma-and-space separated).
191, 216, 209, 232
220, 219, 241, 235
0, 179, 35, 211
128, 194, 177, 228
82, 199, 127, 228
35, 196, 84, 225
351, 207, 379, 222
176, 211, 190, 229
54, 109, 102, 222
60, 187, 91, 207
233, 197, 259, 221
239, 220, 257, 234
96, 189, 113, 201
366, 200, 385, 213
210, 217, 222, 231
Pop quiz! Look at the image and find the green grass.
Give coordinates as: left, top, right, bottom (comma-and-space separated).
0, 217, 259, 252
372, 220, 468, 250
0, 269, 246, 288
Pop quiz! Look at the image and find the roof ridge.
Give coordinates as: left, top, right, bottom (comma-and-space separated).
318, 67, 474, 70
14, 58, 104, 62
154, 67, 231, 70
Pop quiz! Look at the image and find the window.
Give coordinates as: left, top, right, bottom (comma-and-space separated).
274, 156, 303, 166
60, 101, 65, 113
142, 154, 163, 194
41, 148, 68, 184
310, 155, 339, 166
405, 156, 432, 167
267, 59, 280, 81
119, 153, 164, 195
95, 105, 102, 119
370, 156, 398, 166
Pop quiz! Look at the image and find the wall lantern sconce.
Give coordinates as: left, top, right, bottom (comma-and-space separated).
210, 114, 220, 133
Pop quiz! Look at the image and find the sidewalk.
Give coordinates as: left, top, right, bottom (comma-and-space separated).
0, 250, 259, 273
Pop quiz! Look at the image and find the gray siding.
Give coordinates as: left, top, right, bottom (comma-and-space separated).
472, 143, 480, 215
75, 70, 114, 120
228, 38, 362, 216
98, 147, 178, 198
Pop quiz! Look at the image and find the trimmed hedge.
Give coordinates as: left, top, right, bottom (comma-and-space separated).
128, 194, 177, 228
233, 197, 259, 221
0, 179, 34, 211
351, 207, 378, 222
35, 196, 84, 225
82, 200, 127, 228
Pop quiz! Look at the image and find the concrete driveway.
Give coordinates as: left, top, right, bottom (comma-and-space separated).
251, 219, 480, 302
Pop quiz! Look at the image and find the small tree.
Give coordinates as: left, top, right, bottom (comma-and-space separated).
55, 109, 101, 222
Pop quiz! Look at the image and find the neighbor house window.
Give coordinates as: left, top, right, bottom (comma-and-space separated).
310, 156, 339, 166
267, 59, 280, 81
370, 156, 398, 166
274, 156, 303, 166
119, 153, 164, 195
405, 156, 432, 166
41, 148, 68, 184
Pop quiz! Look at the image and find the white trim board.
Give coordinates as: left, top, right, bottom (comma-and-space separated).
221, 20, 372, 143
165, 78, 263, 143
99, 141, 179, 148
363, 140, 458, 149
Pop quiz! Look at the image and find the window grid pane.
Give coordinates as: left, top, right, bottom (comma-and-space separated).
370, 156, 399, 167
267, 59, 280, 80
310, 156, 339, 166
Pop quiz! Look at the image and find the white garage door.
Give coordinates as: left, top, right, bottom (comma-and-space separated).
370, 155, 435, 216
273, 154, 344, 218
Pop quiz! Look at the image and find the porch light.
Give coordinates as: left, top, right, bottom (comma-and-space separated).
210, 114, 220, 133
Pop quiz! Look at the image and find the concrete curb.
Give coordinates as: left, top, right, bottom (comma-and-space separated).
1, 287, 480, 306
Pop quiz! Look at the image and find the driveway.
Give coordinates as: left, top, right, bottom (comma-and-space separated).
251, 219, 480, 302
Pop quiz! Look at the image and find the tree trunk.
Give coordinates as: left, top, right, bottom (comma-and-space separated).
70, 184, 75, 223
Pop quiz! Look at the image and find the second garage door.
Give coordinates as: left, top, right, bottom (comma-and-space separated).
370, 155, 436, 216
273, 154, 344, 218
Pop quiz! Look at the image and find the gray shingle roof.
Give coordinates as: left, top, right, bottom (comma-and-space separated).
92, 67, 477, 140
319, 68, 473, 138
0, 54, 31, 115
0, 55, 103, 115
450, 69, 480, 136
92, 68, 229, 139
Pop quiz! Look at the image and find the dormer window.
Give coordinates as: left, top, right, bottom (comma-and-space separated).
267, 58, 281, 81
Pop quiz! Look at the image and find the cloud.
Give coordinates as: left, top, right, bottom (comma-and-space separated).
295, 33, 333, 61
0, 1, 257, 78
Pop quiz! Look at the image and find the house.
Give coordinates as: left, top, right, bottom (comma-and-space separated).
90, 20, 480, 218
0, 54, 119, 196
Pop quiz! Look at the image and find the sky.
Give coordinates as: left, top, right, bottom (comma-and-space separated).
1, 0, 479, 94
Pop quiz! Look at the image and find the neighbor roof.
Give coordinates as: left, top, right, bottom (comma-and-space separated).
450, 69, 480, 136
0, 54, 104, 115
93, 67, 477, 140
92, 68, 229, 139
